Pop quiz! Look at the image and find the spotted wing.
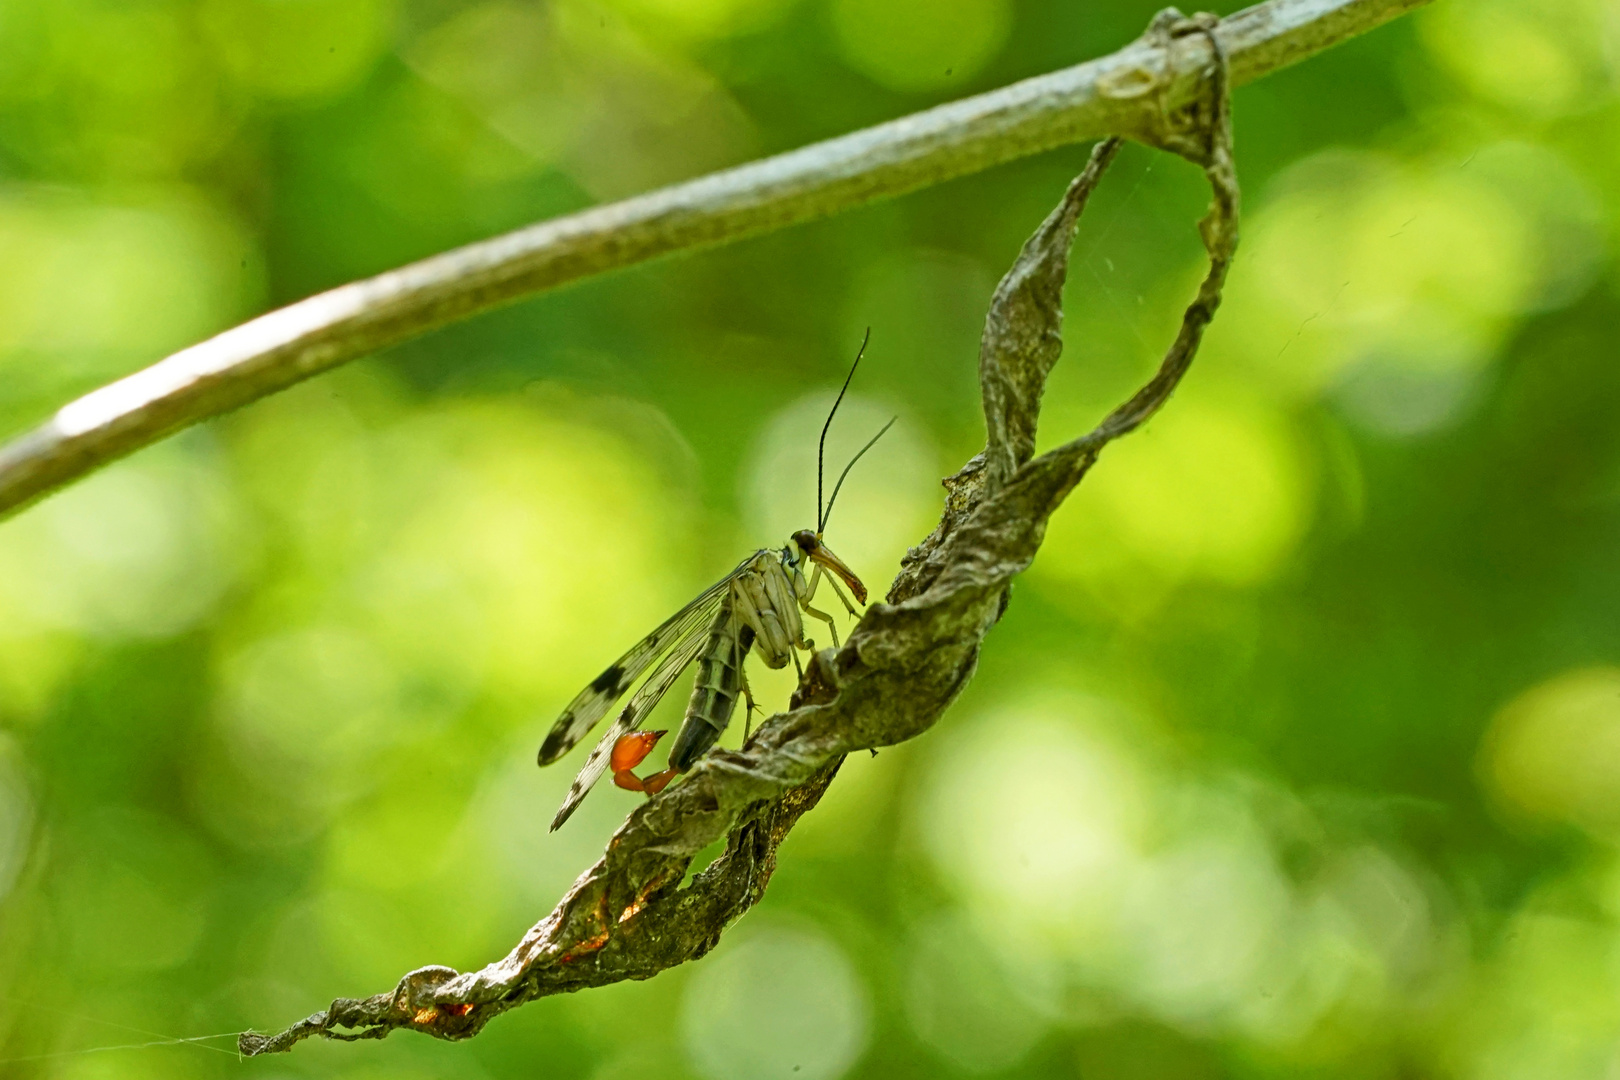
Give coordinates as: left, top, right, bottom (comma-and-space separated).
548, 612, 725, 831
536, 556, 748, 768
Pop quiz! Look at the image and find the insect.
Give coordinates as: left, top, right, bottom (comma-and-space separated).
537, 333, 894, 831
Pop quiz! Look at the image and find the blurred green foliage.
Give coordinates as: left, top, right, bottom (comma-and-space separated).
2, 0, 1618, 1078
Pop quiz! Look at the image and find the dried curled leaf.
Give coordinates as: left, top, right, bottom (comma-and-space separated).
240, 12, 1240, 1056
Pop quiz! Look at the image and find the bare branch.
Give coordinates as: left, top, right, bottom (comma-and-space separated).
237, 10, 1246, 1057
0, 0, 1427, 520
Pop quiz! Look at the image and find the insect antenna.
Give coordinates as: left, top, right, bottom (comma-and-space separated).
818, 328, 871, 533
821, 416, 897, 533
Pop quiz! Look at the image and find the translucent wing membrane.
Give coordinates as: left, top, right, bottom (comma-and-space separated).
537, 557, 746, 767
548, 614, 723, 831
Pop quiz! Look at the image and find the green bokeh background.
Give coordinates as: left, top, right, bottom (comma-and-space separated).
1, 0, 1617, 1078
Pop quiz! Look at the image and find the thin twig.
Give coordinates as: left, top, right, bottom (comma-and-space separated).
0, 0, 1427, 519
238, 8, 1245, 1055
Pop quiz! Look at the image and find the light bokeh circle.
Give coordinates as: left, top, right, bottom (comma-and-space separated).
681, 925, 871, 1080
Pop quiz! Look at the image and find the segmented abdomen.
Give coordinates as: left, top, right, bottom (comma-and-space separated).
669, 599, 755, 770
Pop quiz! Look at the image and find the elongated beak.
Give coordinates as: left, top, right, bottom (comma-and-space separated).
809, 542, 867, 605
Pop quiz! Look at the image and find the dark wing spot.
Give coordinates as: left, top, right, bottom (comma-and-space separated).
538, 717, 572, 765
592, 665, 626, 694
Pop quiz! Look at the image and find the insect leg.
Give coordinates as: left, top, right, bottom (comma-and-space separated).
801, 601, 840, 648
741, 666, 757, 741
763, 561, 812, 652
730, 626, 758, 742
778, 583, 808, 677
824, 574, 860, 617
796, 563, 843, 648
806, 562, 859, 617
737, 569, 793, 668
